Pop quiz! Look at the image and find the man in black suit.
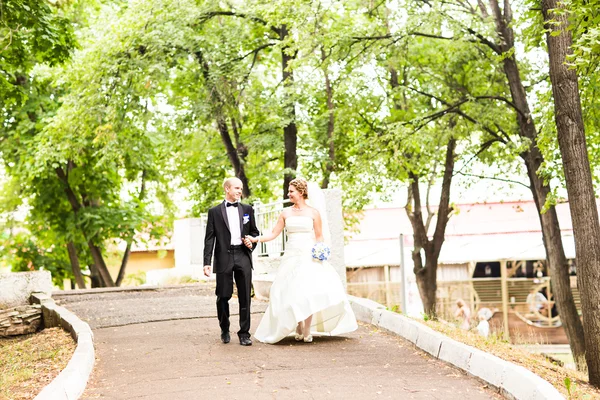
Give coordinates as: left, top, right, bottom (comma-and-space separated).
203, 177, 259, 346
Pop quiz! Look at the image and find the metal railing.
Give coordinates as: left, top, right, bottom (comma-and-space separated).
197, 200, 290, 257
436, 277, 579, 328
253, 199, 291, 257
347, 281, 403, 311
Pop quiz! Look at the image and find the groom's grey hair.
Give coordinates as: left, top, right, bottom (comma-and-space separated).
223, 177, 242, 190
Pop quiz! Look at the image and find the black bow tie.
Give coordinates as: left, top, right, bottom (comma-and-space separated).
226, 202, 239, 207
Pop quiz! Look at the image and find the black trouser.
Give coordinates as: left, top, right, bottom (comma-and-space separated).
215, 246, 252, 339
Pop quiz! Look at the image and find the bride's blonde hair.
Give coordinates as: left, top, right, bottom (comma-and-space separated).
289, 178, 309, 199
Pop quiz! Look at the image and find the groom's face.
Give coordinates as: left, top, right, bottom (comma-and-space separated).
225, 179, 243, 202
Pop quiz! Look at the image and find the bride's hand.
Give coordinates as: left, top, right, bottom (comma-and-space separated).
245, 235, 258, 243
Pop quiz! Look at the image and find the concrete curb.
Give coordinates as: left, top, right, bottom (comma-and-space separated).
348, 296, 565, 400
30, 293, 94, 400
52, 282, 205, 296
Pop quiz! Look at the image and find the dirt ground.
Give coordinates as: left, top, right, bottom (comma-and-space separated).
0, 328, 75, 400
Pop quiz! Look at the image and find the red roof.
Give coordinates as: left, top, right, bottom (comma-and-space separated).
346, 200, 596, 241
344, 200, 600, 266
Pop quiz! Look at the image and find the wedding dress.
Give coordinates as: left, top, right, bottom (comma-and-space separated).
253, 215, 358, 344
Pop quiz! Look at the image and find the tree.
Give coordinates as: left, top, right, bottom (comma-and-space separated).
197, 5, 301, 198
568, 0, 600, 182
194, 49, 253, 198
4, 2, 178, 287
337, 0, 508, 315
406, 136, 456, 315
373, 0, 588, 367
1, 2, 85, 285
0, 0, 76, 104
485, 0, 586, 370
542, 0, 600, 384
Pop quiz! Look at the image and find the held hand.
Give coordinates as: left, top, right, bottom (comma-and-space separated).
243, 236, 253, 249
203, 265, 212, 277
248, 235, 260, 244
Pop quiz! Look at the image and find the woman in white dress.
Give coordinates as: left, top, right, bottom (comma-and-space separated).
246, 178, 357, 344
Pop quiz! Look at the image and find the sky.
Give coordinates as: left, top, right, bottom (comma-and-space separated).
369, 162, 568, 209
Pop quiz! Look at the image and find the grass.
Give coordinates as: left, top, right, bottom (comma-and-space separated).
122, 270, 147, 286
417, 318, 600, 399
0, 328, 75, 400
163, 275, 201, 285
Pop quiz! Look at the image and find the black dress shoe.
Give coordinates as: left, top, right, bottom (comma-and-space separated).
239, 337, 252, 346
221, 332, 230, 344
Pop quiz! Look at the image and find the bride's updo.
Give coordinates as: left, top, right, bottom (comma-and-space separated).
289, 178, 309, 199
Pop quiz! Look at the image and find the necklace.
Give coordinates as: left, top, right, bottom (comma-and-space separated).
292, 205, 305, 211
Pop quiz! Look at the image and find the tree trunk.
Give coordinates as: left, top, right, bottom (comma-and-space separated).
414, 250, 437, 315
87, 240, 114, 287
488, 0, 586, 369
432, 138, 456, 262
230, 118, 251, 197
543, 0, 600, 382
406, 138, 456, 317
216, 118, 250, 196
280, 24, 298, 198
116, 171, 148, 286
523, 152, 585, 367
66, 241, 86, 289
116, 242, 132, 287
321, 47, 335, 189
217, 119, 251, 196
407, 174, 434, 315
89, 264, 102, 288
55, 166, 115, 287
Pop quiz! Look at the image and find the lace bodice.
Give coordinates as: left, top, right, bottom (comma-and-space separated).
285, 216, 313, 233
284, 216, 314, 252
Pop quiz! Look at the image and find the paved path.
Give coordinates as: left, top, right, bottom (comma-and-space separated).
55, 285, 502, 400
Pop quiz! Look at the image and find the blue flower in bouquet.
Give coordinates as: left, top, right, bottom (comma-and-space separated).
311, 242, 331, 261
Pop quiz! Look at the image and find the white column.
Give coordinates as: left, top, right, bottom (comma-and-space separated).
174, 218, 205, 269
190, 218, 205, 267
323, 189, 346, 288
400, 234, 424, 317
0, 271, 52, 308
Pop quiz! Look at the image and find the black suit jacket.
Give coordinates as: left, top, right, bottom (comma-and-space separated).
203, 201, 260, 273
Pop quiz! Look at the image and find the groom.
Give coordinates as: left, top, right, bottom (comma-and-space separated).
203, 177, 259, 346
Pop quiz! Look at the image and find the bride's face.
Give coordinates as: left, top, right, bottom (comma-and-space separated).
287, 185, 302, 204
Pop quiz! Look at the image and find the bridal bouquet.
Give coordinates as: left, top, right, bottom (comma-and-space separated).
311, 242, 331, 261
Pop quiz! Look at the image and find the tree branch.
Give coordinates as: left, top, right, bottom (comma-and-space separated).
351, 34, 393, 42
433, 137, 456, 251
454, 170, 530, 188
199, 10, 279, 35
455, 137, 501, 175
401, 86, 512, 144
473, 95, 525, 118
220, 42, 276, 66
411, 31, 455, 41
232, 43, 275, 104
407, 173, 429, 247
464, 26, 502, 54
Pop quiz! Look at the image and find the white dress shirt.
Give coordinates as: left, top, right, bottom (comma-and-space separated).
225, 200, 242, 245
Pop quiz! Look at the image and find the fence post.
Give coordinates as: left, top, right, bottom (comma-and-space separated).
384, 265, 391, 309
500, 260, 510, 341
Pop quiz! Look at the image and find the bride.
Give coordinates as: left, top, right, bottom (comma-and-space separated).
246, 178, 357, 344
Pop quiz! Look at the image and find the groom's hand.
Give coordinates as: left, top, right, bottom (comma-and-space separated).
203, 265, 212, 277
